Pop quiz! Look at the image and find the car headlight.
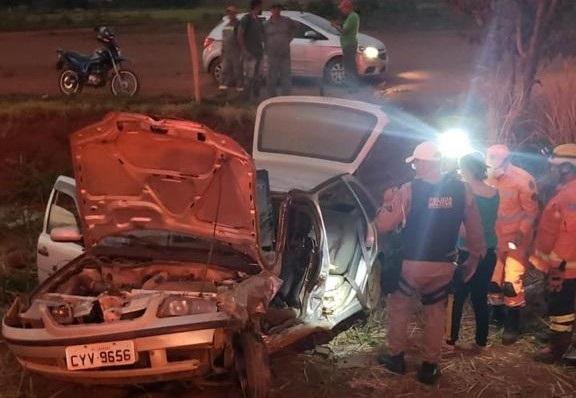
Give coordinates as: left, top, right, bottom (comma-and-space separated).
157, 296, 217, 318
362, 46, 379, 60
50, 304, 74, 324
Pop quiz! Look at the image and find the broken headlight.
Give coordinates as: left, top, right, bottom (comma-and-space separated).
157, 296, 217, 318
50, 304, 75, 324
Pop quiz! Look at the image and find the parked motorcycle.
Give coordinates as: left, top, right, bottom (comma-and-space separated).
56, 26, 139, 97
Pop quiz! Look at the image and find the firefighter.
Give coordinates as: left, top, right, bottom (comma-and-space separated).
376, 141, 485, 385
486, 144, 539, 345
531, 144, 576, 363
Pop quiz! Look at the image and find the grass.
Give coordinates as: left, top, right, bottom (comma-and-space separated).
532, 62, 576, 145
0, 6, 223, 32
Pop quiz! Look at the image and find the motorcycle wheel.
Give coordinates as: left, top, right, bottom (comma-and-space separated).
110, 69, 139, 97
59, 69, 82, 96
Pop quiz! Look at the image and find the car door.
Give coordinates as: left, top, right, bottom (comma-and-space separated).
312, 176, 378, 327
252, 96, 388, 193
289, 20, 326, 76
37, 176, 84, 283
291, 20, 332, 77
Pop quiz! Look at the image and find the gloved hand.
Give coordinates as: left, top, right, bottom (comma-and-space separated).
547, 268, 565, 292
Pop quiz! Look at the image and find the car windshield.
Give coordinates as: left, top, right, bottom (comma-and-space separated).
301, 14, 340, 36
96, 230, 258, 272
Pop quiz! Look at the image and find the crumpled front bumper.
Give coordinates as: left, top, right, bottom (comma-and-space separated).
2, 296, 232, 384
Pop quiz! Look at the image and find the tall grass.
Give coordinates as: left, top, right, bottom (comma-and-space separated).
532, 63, 576, 145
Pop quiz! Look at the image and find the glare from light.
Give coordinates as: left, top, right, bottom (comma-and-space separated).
438, 128, 474, 159
363, 46, 379, 59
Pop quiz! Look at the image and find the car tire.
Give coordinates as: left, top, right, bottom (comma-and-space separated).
366, 259, 382, 311
236, 329, 271, 398
324, 57, 345, 86
209, 57, 223, 84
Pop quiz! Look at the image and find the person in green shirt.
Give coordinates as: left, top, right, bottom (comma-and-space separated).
332, 0, 359, 91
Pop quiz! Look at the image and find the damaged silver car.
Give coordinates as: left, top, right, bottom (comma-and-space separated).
3, 97, 388, 397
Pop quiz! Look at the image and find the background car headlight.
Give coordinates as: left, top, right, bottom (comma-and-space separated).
157, 296, 217, 318
363, 46, 379, 60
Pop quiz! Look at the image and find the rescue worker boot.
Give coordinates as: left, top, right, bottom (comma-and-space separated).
417, 361, 440, 385
534, 332, 572, 364
377, 352, 406, 375
490, 304, 506, 328
502, 307, 521, 345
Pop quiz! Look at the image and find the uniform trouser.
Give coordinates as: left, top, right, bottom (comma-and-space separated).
267, 54, 291, 97
342, 43, 359, 89
388, 260, 455, 364
547, 279, 576, 357
488, 253, 526, 308
450, 249, 497, 346
222, 51, 243, 88
243, 53, 262, 100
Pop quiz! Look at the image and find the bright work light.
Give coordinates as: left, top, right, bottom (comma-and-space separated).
438, 128, 474, 159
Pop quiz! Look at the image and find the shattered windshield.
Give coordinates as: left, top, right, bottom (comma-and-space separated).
96, 230, 258, 272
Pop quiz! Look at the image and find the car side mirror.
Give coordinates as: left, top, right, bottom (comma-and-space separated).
304, 31, 320, 41
50, 226, 82, 243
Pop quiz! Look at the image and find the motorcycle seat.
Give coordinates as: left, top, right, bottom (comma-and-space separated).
65, 51, 100, 66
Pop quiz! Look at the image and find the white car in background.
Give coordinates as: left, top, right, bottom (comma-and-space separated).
202, 11, 389, 86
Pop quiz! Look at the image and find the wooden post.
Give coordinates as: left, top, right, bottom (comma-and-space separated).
186, 22, 202, 103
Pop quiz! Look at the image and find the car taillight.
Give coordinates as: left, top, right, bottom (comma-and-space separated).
203, 37, 215, 49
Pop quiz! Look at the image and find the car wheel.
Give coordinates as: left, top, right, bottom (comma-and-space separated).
209, 58, 223, 84
324, 57, 345, 86
366, 259, 382, 311
236, 329, 271, 398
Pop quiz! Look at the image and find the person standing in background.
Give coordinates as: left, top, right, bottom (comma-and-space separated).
264, 3, 297, 97
238, 0, 265, 101
219, 6, 243, 92
332, 0, 360, 91
447, 153, 499, 353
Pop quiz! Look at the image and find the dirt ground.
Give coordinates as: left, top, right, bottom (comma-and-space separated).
0, 24, 477, 107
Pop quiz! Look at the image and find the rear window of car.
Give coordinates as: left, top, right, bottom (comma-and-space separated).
257, 102, 378, 163
301, 14, 340, 36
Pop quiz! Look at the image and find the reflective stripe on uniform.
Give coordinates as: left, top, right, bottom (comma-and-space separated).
550, 314, 576, 323
550, 323, 573, 332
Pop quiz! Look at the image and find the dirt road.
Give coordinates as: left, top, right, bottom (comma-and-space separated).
0, 25, 476, 103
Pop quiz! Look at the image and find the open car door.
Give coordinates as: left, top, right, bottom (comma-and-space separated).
252, 96, 388, 193
37, 176, 84, 283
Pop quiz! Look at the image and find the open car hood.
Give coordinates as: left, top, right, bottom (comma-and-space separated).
252, 96, 388, 192
70, 112, 259, 252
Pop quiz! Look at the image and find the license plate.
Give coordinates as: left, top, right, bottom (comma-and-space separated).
65, 340, 136, 371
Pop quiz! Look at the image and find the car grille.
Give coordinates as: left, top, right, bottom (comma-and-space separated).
378, 51, 387, 61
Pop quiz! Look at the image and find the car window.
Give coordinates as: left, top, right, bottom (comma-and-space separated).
293, 21, 326, 40
47, 191, 79, 233
258, 102, 379, 163
318, 180, 366, 275
301, 13, 340, 36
